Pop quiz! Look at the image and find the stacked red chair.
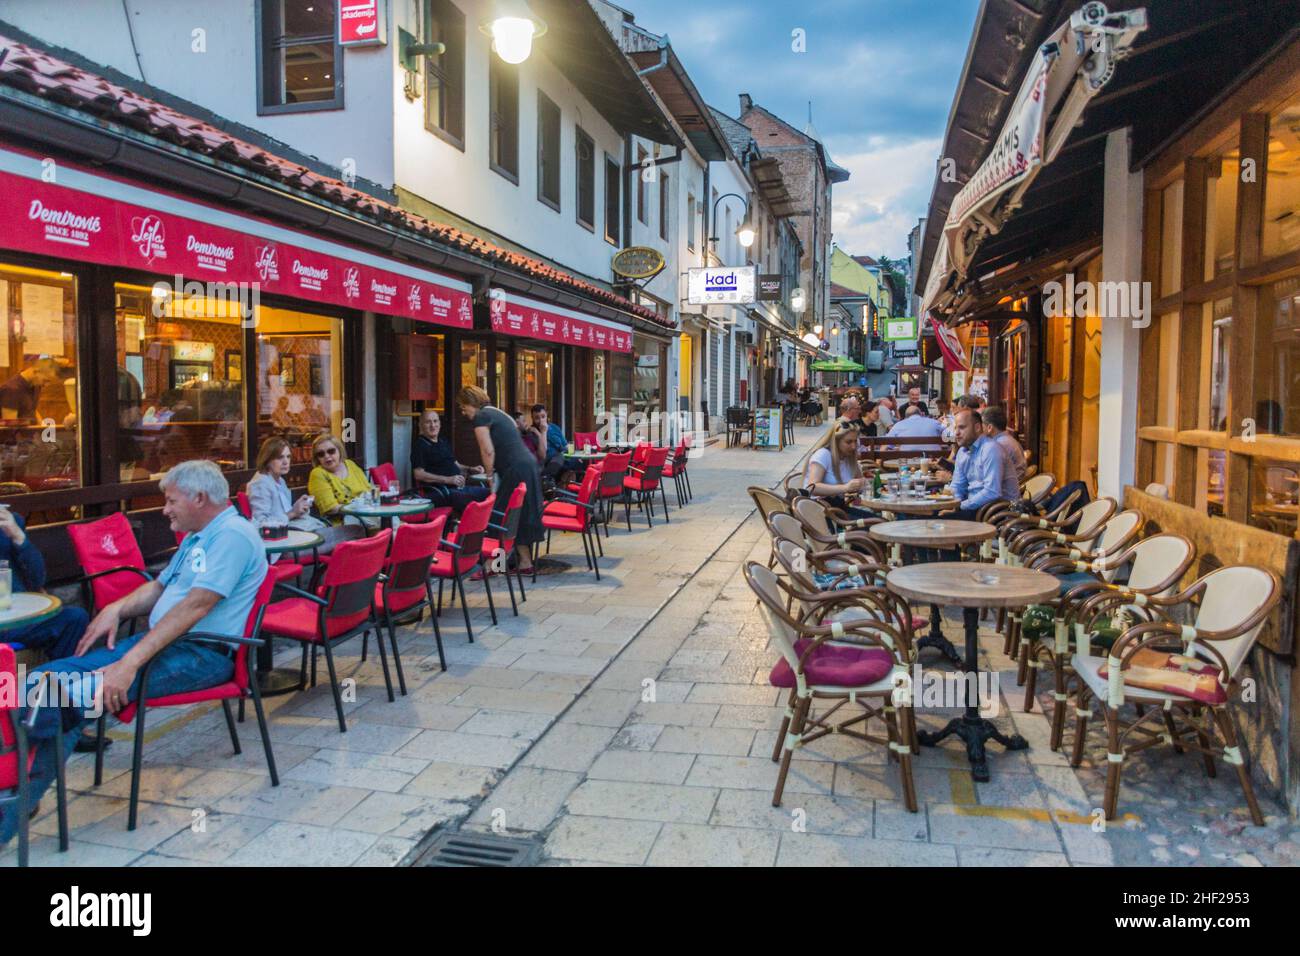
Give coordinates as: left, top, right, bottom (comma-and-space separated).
1, 644, 69, 866
259, 531, 392, 733
662, 439, 692, 506
91, 571, 280, 830
430, 495, 498, 642
542, 466, 604, 581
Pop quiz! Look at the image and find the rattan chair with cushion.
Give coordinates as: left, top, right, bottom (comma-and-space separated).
790, 497, 886, 565
1068, 564, 1279, 824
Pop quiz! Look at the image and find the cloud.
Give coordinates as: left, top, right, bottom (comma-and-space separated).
827, 136, 941, 259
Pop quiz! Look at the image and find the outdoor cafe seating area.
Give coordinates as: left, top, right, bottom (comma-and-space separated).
746, 443, 1282, 825
0, 431, 697, 864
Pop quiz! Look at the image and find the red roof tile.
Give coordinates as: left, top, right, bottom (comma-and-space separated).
0, 34, 668, 327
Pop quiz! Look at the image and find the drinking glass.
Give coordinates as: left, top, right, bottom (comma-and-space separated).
0, 560, 12, 612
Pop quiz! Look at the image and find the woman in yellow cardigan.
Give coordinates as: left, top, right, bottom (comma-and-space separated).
307, 433, 372, 527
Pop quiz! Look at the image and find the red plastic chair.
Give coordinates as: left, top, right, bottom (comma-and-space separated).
91, 570, 280, 831
574, 431, 599, 452
260, 531, 392, 733
542, 466, 604, 580
373, 516, 447, 675
1, 644, 69, 866
234, 492, 253, 519
624, 446, 672, 527
662, 439, 692, 506
430, 495, 497, 642
67, 513, 153, 613
483, 482, 528, 616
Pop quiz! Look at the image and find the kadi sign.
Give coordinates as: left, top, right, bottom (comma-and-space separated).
687, 266, 756, 305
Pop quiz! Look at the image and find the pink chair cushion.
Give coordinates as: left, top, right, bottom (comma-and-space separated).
769, 638, 894, 689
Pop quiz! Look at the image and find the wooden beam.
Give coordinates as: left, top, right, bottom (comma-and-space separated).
1173, 158, 1210, 506
1136, 187, 1163, 487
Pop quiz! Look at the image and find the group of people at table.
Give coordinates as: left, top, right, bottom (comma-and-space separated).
0, 384, 567, 849
804, 388, 1028, 521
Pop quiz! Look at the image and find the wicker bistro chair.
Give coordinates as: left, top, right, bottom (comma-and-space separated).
1037, 533, 1196, 751
1010, 509, 1145, 707
1067, 565, 1280, 824
748, 486, 792, 569
790, 497, 886, 564
977, 472, 1057, 529
744, 561, 918, 811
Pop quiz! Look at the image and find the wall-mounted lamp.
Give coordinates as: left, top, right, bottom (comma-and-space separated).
480, 0, 548, 65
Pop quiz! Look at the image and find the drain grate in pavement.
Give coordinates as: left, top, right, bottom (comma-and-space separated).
413, 831, 541, 867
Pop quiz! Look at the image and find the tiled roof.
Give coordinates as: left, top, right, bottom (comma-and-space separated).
0, 33, 668, 327
852, 255, 878, 267
830, 282, 869, 299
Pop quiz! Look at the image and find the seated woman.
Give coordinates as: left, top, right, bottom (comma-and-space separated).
247, 436, 358, 553
306, 433, 378, 530
804, 420, 872, 520
410, 408, 490, 513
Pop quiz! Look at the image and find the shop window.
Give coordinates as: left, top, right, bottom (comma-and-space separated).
604, 155, 620, 245
1206, 298, 1231, 431
115, 283, 249, 480
257, 0, 343, 114
537, 91, 561, 211
514, 348, 553, 416
0, 264, 81, 511
1256, 277, 1300, 436
424, 0, 466, 147
575, 127, 595, 230
1246, 457, 1299, 537
633, 336, 662, 441
607, 350, 634, 442
489, 57, 519, 182
1263, 93, 1300, 261
255, 305, 344, 461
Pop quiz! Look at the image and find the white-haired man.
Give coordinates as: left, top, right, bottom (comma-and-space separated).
0, 460, 267, 846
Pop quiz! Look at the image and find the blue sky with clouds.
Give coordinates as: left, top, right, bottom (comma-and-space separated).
626, 0, 980, 260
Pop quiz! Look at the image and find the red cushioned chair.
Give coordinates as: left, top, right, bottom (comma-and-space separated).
260, 531, 392, 733
431, 496, 497, 642
1, 644, 69, 866
367, 462, 447, 527
662, 439, 692, 506
483, 482, 528, 616
542, 466, 603, 581
67, 513, 154, 616
91, 571, 280, 831
369, 463, 398, 492
373, 515, 447, 680
623, 446, 672, 528
589, 451, 633, 537
574, 431, 600, 452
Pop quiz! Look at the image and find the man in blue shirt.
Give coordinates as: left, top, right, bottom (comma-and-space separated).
886, 405, 948, 452
949, 408, 1015, 518
0, 507, 87, 661
530, 404, 579, 482
0, 461, 268, 847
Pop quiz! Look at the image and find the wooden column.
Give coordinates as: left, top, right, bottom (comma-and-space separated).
1173, 158, 1210, 505
1136, 188, 1163, 487
1227, 114, 1269, 523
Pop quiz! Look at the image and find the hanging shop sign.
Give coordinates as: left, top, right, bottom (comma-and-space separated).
687, 266, 756, 305
489, 289, 633, 353
757, 275, 783, 301
882, 316, 919, 342
611, 246, 666, 280
0, 155, 472, 328
339, 0, 387, 46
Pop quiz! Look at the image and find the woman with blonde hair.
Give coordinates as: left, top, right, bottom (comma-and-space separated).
456, 385, 543, 573
306, 433, 375, 529
248, 436, 360, 551
804, 419, 868, 515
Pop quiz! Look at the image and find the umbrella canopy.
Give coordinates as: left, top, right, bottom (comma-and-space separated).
811, 358, 865, 372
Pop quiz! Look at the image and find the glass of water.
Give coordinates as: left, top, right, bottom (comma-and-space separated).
0, 559, 12, 611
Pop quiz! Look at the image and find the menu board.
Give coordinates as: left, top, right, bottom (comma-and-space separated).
752, 407, 783, 449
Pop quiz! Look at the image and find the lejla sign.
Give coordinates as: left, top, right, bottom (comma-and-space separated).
882, 316, 919, 342
339, 0, 386, 46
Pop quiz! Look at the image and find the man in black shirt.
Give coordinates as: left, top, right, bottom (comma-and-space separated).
410, 409, 490, 513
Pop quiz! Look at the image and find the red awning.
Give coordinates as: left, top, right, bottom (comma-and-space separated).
927, 315, 969, 372
489, 289, 632, 353
0, 150, 473, 327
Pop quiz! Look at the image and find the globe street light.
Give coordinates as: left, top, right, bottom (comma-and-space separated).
481, 0, 547, 65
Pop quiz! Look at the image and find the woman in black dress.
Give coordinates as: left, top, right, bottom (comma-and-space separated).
456, 385, 544, 573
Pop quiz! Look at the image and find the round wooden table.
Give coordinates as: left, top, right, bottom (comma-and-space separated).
0, 592, 63, 635
859, 494, 959, 516
886, 561, 1058, 781
870, 520, 997, 668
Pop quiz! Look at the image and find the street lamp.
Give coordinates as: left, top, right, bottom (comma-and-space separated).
708, 192, 754, 252
791, 287, 806, 314
481, 0, 547, 65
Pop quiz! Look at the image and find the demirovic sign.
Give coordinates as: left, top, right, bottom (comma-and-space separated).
687, 266, 756, 305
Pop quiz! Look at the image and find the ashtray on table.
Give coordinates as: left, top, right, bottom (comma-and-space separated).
379, 492, 400, 506
259, 524, 289, 541
970, 569, 1001, 586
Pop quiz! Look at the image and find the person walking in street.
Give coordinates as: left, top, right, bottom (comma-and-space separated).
457, 386, 543, 574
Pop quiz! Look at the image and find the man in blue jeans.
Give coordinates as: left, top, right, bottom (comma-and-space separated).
0, 460, 267, 846
0, 505, 88, 661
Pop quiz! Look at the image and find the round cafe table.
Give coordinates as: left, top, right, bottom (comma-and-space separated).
886, 561, 1058, 781
858, 493, 959, 517
0, 592, 63, 635
258, 530, 325, 695
870, 519, 996, 668
342, 497, 435, 532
